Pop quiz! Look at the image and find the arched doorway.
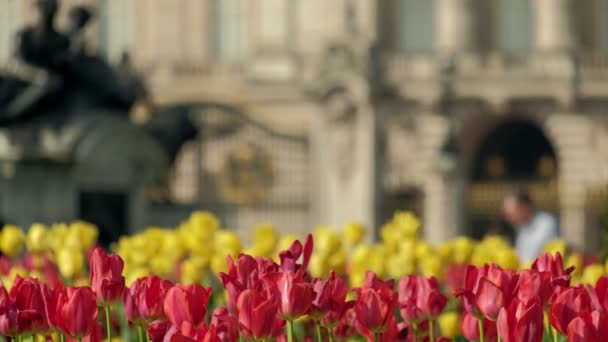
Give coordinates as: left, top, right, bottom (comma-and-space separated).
467, 119, 559, 240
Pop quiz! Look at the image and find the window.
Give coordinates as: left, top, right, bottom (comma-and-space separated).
395, 0, 435, 52
0, 0, 20, 64
97, 0, 134, 62
211, 0, 246, 62
498, 0, 533, 51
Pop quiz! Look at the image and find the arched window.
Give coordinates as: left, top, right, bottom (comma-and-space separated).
392, 0, 436, 52
498, 0, 533, 51
211, 0, 246, 62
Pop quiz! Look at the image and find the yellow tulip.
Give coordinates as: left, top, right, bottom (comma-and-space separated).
495, 248, 519, 270
49, 223, 69, 253
452, 237, 475, 264
386, 252, 415, 278
125, 267, 151, 286
181, 257, 207, 284
26, 223, 48, 253
309, 254, 329, 278
253, 224, 278, 256
392, 211, 420, 238
314, 226, 341, 255
419, 255, 443, 280
343, 222, 366, 245
210, 254, 229, 274
581, 264, 605, 285
566, 254, 584, 277
349, 270, 367, 288
328, 249, 347, 274
380, 224, 400, 252
415, 241, 434, 261
0, 224, 24, 258
543, 239, 567, 257
438, 312, 461, 338
150, 256, 176, 276
189, 211, 219, 230
214, 231, 242, 258
69, 221, 99, 251
56, 247, 84, 280
351, 244, 372, 265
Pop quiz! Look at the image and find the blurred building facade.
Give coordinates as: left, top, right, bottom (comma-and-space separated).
2, 0, 608, 250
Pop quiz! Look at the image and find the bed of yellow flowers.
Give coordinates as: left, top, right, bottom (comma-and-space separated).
0, 211, 604, 340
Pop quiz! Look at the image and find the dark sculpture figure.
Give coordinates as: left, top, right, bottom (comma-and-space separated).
0, 0, 202, 245
0, 0, 136, 124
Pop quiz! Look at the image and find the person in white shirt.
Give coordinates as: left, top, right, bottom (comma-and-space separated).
502, 188, 559, 264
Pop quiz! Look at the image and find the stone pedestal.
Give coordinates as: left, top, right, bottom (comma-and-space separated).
311, 84, 377, 233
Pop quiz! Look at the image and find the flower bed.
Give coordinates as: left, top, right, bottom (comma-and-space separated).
0, 211, 604, 341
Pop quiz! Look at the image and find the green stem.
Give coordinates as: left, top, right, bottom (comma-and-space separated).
553, 327, 558, 342
16, 336, 21, 342
428, 319, 435, 342
137, 326, 145, 342
315, 321, 323, 342
497, 335, 502, 342
32, 335, 37, 342
374, 332, 380, 342
59, 332, 66, 342
412, 323, 418, 342
104, 306, 112, 342
287, 320, 294, 342
77, 338, 82, 342
329, 328, 335, 342
478, 318, 485, 342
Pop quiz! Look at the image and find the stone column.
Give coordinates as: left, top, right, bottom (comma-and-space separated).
312, 82, 377, 233
545, 114, 595, 252
533, 0, 575, 50
435, 0, 477, 52
423, 172, 466, 244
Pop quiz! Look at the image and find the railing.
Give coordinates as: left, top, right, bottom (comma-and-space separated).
382, 51, 608, 82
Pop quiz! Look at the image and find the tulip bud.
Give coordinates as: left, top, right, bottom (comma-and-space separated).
0, 224, 24, 258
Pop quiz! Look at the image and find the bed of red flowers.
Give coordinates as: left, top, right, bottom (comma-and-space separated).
0, 233, 605, 342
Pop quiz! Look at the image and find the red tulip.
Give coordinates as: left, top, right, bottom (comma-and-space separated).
148, 320, 171, 342
549, 286, 591, 335
354, 272, 396, 334
587, 276, 608, 312
163, 322, 220, 342
163, 284, 212, 328
210, 307, 238, 342
236, 289, 284, 339
311, 272, 353, 328
531, 253, 573, 294
124, 275, 174, 324
55, 286, 98, 338
567, 310, 608, 342
279, 234, 313, 273
516, 269, 553, 307
567, 312, 596, 342
398, 275, 447, 324
264, 270, 315, 320
89, 247, 126, 305
497, 298, 543, 342
455, 264, 517, 321
220, 254, 270, 314
461, 312, 497, 342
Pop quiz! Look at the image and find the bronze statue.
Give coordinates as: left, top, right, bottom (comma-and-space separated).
0, 0, 136, 124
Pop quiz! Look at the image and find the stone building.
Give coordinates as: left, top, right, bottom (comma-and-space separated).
2, 0, 608, 251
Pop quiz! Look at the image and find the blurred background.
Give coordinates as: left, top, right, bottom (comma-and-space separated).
0, 0, 607, 252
